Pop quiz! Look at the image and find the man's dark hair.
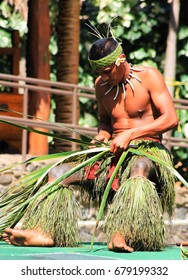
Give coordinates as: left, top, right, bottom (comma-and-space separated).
89, 37, 119, 60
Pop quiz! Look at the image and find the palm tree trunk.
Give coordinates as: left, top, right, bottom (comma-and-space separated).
53, 0, 80, 152
163, 0, 180, 150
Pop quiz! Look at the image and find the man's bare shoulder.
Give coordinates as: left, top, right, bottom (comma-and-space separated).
135, 65, 165, 87
94, 76, 106, 99
134, 65, 161, 76
95, 76, 103, 87
135, 66, 163, 78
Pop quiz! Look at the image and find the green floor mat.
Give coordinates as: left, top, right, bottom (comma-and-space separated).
0, 242, 183, 260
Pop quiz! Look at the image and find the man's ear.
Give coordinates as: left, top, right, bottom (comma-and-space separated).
115, 53, 126, 66
120, 53, 126, 60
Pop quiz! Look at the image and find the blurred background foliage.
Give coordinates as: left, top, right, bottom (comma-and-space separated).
0, 0, 187, 180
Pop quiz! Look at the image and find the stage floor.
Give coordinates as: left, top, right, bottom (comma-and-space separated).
0, 242, 183, 260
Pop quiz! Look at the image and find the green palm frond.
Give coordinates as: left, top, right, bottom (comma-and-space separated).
0, 151, 76, 173
0, 119, 92, 146
0, 108, 95, 142
0, 147, 109, 234
0, 144, 188, 245
0, 112, 188, 249
0, 108, 108, 147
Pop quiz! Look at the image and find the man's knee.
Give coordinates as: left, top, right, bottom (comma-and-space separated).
48, 165, 66, 181
130, 157, 155, 178
48, 163, 83, 186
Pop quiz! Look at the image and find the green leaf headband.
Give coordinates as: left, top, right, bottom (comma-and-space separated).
88, 44, 123, 71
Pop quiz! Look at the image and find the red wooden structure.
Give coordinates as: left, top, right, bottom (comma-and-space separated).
0, 30, 22, 153
0, 0, 51, 155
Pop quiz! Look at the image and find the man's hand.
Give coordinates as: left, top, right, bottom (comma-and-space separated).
110, 131, 131, 154
90, 134, 109, 148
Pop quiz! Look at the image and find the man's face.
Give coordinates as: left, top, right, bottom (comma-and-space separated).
96, 62, 123, 86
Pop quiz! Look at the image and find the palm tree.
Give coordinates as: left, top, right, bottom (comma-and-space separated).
52, 0, 81, 152
163, 0, 180, 150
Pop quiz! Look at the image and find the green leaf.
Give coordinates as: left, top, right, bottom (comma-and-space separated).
0, 118, 92, 146
0, 147, 110, 233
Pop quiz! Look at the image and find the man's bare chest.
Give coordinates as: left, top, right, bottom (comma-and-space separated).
101, 84, 151, 118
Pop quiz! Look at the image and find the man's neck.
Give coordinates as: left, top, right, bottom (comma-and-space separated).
121, 62, 131, 83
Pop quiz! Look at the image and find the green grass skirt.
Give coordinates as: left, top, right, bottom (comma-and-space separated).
97, 141, 175, 250
21, 185, 80, 247
18, 140, 175, 249
103, 177, 166, 251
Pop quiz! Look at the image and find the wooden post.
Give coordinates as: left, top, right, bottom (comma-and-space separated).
163, 0, 180, 150
27, 0, 51, 155
12, 30, 20, 75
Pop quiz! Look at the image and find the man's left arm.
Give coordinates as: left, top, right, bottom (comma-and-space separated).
110, 68, 178, 153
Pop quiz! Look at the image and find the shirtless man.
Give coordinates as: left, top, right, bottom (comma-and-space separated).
2, 37, 178, 252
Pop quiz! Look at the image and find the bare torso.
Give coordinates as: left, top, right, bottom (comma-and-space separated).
96, 66, 161, 140
93, 62, 178, 153
101, 81, 158, 131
